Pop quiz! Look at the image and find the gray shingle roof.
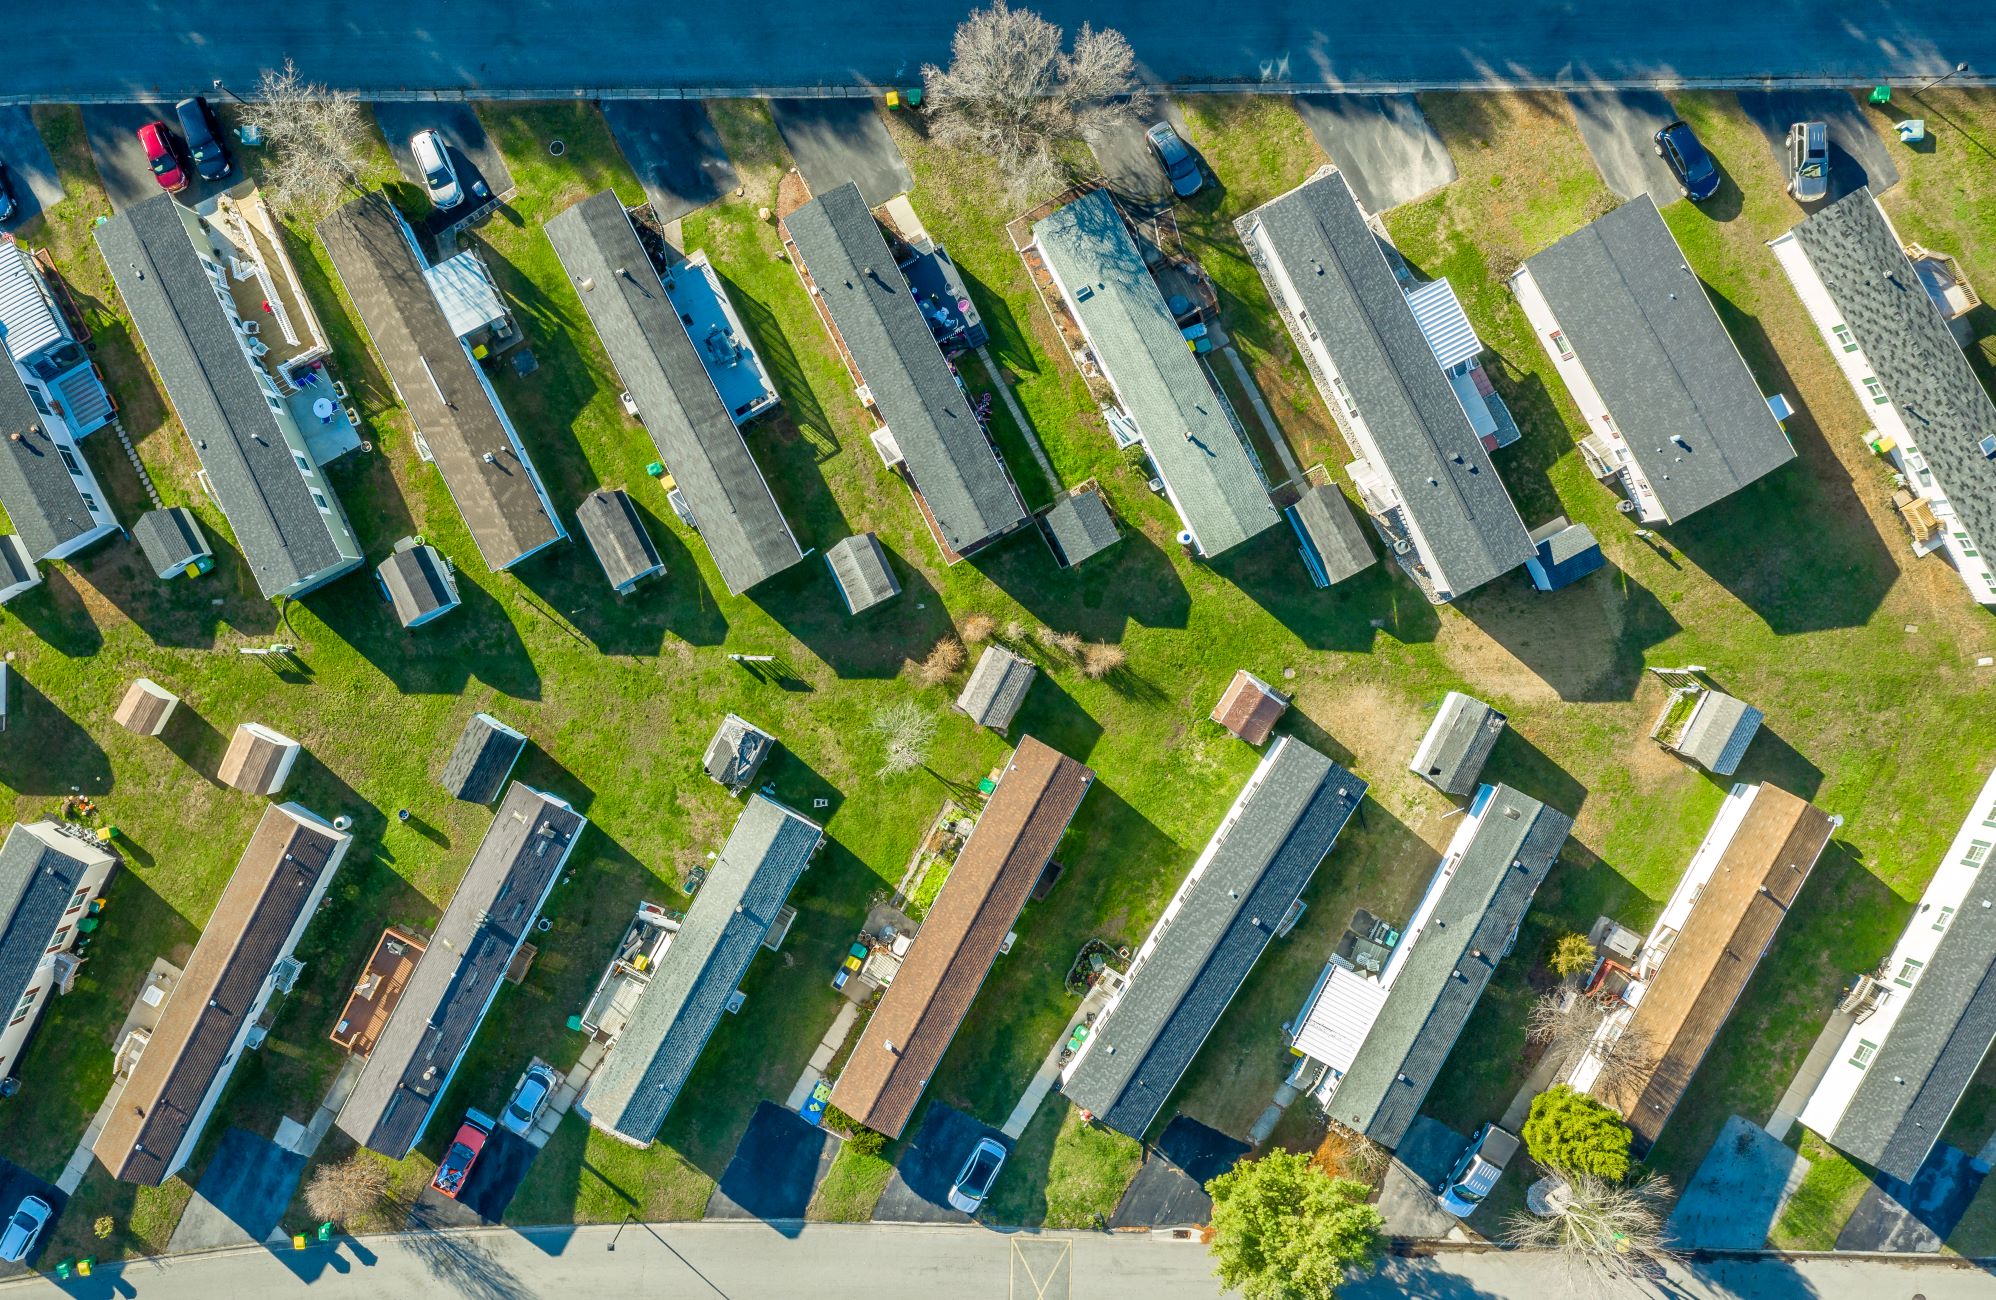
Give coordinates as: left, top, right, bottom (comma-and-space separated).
318, 194, 565, 573
575, 488, 665, 593
1286, 483, 1376, 586
132, 507, 211, 579
0, 365, 101, 560
0, 535, 33, 598
1527, 516, 1605, 590
336, 786, 585, 1157
0, 824, 113, 1039
1033, 190, 1278, 558
1523, 196, 1795, 522
377, 544, 458, 628
439, 712, 527, 804
1061, 738, 1367, 1137
1326, 786, 1571, 1148
1040, 486, 1122, 568
1675, 691, 1763, 776
1788, 188, 1996, 559
98, 195, 360, 599
786, 183, 1025, 556
956, 645, 1036, 731
1239, 171, 1534, 596
704, 713, 775, 790
545, 193, 803, 594
1408, 691, 1507, 797
824, 532, 900, 613
583, 795, 822, 1145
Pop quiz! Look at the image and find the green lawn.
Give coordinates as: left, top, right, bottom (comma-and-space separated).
806, 1139, 895, 1223
1768, 1130, 1870, 1252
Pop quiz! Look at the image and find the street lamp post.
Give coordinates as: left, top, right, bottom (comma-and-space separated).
1914, 61, 1970, 95
211, 77, 250, 107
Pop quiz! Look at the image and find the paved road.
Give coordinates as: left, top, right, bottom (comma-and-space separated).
7, 1222, 1991, 1300
0, 5, 1991, 100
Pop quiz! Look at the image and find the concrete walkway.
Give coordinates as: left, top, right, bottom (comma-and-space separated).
1499, 1050, 1561, 1131
55, 1084, 121, 1194
784, 1001, 862, 1110
1001, 978, 1117, 1138
975, 347, 1060, 493
1218, 344, 1302, 492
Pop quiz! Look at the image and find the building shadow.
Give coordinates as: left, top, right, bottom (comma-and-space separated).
763, 536, 954, 680
1212, 536, 1436, 652
513, 494, 727, 657
1009, 675, 1106, 766
158, 695, 231, 788
1484, 725, 1589, 821
979, 519, 1192, 639
311, 559, 543, 701
1722, 722, 1825, 802
0, 668, 110, 795
1273, 704, 1358, 770
4, 566, 105, 659
1456, 562, 1677, 702
710, 261, 842, 476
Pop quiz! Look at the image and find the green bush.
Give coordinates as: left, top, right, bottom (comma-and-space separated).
846, 1126, 886, 1159
1547, 932, 1596, 980
1522, 1085, 1633, 1182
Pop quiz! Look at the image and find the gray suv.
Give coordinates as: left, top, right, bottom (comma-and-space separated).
1786, 122, 1829, 202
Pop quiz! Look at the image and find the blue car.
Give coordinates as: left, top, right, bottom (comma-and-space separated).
1145, 122, 1203, 199
1654, 119, 1720, 201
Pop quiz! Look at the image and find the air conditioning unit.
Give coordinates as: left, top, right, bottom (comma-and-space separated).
725, 990, 747, 1015
271, 957, 305, 994
242, 321, 260, 336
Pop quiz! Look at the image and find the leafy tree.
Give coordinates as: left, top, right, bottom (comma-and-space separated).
1206, 1149, 1383, 1300
1547, 932, 1597, 980
1522, 1084, 1633, 1182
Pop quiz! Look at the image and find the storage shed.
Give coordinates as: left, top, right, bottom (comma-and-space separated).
376, 540, 461, 629
218, 723, 302, 795
1211, 670, 1291, 745
1525, 516, 1606, 592
824, 532, 901, 615
1408, 691, 1506, 797
0, 535, 37, 606
131, 507, 213, 581
1285, 484, 1375, 589
577, 489, 666, 595
956, 646, 1036, 732
704, 714, 776, 795
441, 712, 529, 804
1038, 485, 1122, 569
114, 678, 180, 737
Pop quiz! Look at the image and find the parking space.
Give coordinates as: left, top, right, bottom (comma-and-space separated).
769, 98, 912, 207
1737, 90, 1900, 203
1083, 102, 1196, 216
1292, 94, 1456, 214
1375, 1117, 1467, 1240
0, 107, 63, 230
1568, 89, 1683, 203
1109, 1115, 1246, 1229
603, 100, 738, 224
1837, 1143, 1984, 1253
410, 1126, 539, 1227
371, 102, 516, 237
872, 1101, 1004, 1224
83, 103, 242, 211
705, 1101, 835, 1223
1665, 1115, 1805, 1251
168, 1127, 305, 1252
0, 1157, 65, 1277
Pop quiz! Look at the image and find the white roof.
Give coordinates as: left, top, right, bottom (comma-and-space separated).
0, 238, 63, 363
424, 251, 506, 341
1292, 964, 1392, 1072
1405, 276, 1483, 372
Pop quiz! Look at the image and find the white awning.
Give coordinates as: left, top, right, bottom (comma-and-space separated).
0, 238, 63, 363
424, 251, 506, 341
1405, 276, 1483, 373
1291, 963, 1391, 1072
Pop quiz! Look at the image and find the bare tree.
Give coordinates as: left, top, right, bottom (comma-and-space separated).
1507, 1171, 1678, 1289
1527, 991, 1657, 1106
922, 1, 1149, 200
871, 700, 937, 777
305, 1154, 391, 1224
908, 636, 966, 687
253, 60, 372, 217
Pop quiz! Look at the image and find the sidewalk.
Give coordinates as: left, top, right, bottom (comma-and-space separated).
1001, 977, 1117, 1138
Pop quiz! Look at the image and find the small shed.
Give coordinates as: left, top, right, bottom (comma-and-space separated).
114, 678, 180, 737
956, 646, 1036, 732
1038, 484, 1122, 569
825, 532, 901, 614
441, 712, 528, 804
376, 540, 461, 629
1409, 691, 1506, 796
577, 489, 666, 595
1211, 670, 1291, 745
1526, 516, 1606, 592
704, 714, 777, 795
1285, 484, 1375, 588
218, 722, 303, 795
0, 534, 40, 606
1657, 684, 1763, 776
131, 507, 213, 581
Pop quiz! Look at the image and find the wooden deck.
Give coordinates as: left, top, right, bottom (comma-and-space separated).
329, 926, 427, 1056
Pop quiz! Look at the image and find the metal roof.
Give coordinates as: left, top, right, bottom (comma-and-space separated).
0, 238, 62, 362
1403, 276, 1483, 373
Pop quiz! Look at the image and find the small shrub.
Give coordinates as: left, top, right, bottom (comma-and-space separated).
960, 613, 996, 644
1547, 932, 1597, 980
822, 1104, 864, 1138
1003, 618, 1027, 642
93, 1216, 114, 1240
847, 1127, 886, 1159
1038, 626, 1083, 658
911, 636, 966, 687
1080, 642, 1125, 679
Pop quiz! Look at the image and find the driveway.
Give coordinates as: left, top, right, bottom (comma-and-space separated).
372, 102, 516, 235
1568, 89, 1683, 203
1837, 1142, 1986, 1252
872, 1101, 1005, 1224
705, 1101, 835, 1224
0, 1157, 65, 1277
168, 1128, 307, 1252
603, 100, 738, 224
410, 1126, 539, 1227
1666, 1114, 1806, 1251
769, 99, 912, 207
1109, 1115, 1246, 1229
1737, 90, 1901, 203
83, 104, 243, 211
1084, 102, 1193, 214
0, 107, 63, 230
1292, 95, 1456, 213
1374, 1116, 1465, 1240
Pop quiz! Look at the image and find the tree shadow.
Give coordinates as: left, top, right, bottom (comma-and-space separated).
1210, 531, 1437, 652
0, 668, 110, 795
763, 535, 954, 680
311, 558, 543, 701
978, 516, 1192, 639
1455, 562, 1678, 703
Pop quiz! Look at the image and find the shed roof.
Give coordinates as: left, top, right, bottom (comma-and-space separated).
0, 363, 99, 561
1527, 516, 1606, 590
377, 544, 458, 628
1675, 690, 1763, 775
1040, 486, 1122, 568
704, 714, 776, 790
575, 488, 665, 592
546, 193, 803, 594
1034, 190, 1277, 557
956, 645, 1037, 731
1408, 691, 1506, 797
132, 507, 211, 579
825, 532, 901, 613
1286, 484, 1376, 587
439, 712, 527, 804
1211, 670, 1290, 745
218, 723, 299, 795
0, 535, 34, 597
113, 678, 179, 736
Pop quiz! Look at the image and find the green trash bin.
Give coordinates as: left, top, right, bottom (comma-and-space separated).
1869, 85, 1893, 104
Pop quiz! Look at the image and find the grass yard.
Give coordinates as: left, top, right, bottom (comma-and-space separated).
1768, 1130, 1871, 1251
986, 1098, 1143, 1228
806, 1140, 895, 1223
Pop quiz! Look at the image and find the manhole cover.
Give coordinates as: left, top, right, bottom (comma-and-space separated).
549, 139, 566, 157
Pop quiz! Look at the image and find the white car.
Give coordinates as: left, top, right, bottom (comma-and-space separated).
500, 1062, 559, 1136
947, 1137, 1008, 1214
410, 130, 463, 209
0, 1195, 50, 1264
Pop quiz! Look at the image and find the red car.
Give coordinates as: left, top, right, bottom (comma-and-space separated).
430, 1115, 491, 1200
138, 121, 187, 193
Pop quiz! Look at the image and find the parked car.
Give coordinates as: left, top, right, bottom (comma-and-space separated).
409, 129, 463, 210
947, 1136, 1008, 1214
1653, 119, 1720, 202
1145, 121, 1204, 199
138, 121, 187, 194
500, 1062, 559, 1137
1786, 120, 1829, 202
175, 96, 231, 182
0, 1195, 51, 1264
0, 161, 16, 222
1434, 1123, 1520, 1217
430, 1113, 492, 1200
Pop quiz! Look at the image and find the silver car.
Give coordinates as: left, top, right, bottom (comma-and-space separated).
0, 1195, 50, 1264
1786, 121, 1829, 202
410, 129, 464, 210
500, 1062, 559, 1136
947, 1137, 1008, 1214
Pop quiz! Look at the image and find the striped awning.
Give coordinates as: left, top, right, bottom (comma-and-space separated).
1404, 276, 1483, 372
0, 238, 63, 363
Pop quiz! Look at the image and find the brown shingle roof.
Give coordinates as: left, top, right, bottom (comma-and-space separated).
218, 724, 299, 795
829, 737, 1094, 1136
1211, 670, 1289, 745
1617, 785, 1834, 1151
93, 805, 347, 1184
113, 679, 179, 736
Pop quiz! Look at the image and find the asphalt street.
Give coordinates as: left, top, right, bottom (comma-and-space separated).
0, 5, 1989, 99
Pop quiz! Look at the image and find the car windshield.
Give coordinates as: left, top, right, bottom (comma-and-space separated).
149, 154, 173, 174
425, 161, 451, 188
9, 1211, 31, 1231
445, 1142, 473, 1167
965, 1151, 999, 1190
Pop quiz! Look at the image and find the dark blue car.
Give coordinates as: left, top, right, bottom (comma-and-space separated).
1654, 119, 1719, 201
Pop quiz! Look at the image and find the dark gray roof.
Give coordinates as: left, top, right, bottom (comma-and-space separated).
1327, 786, 1571, 1147
336, 785, 585, 1157
824, 532, 900, 613
956, 645, 1036, 731
1831, 887, 1996, 1182
704, 714, 775, 789
1286, 483, 1376, 586
785, 183, 1026, 556
0, 365, 100, 560
575, 488, 665, 593
377, 544, 458, 627
0, 536, 33, 597
1676, 691, 1763, 775
318, 194, 564, 573
1239, 171, 1533, 596
1041, 486, 1122, 568
1523, 196, 1794, 522
1527, 517, 1605, 590
132, 507, 211, 579
584, 795, 822, 1144
0, 824, 113, 1028
1409, 692, 1507, 797
1788, 188, 1996, 559
1062, 739, 1367, 1137
440, 712, 528, 804
1034, 190, 1277, 558
98, 195, 360, 598
545, 194, 802, 595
